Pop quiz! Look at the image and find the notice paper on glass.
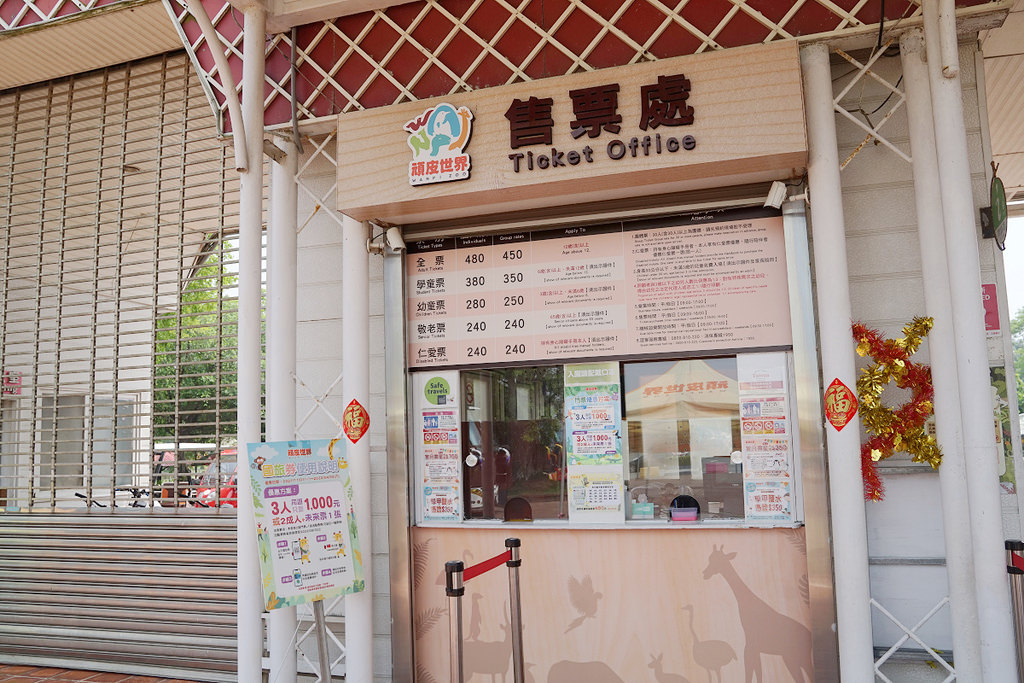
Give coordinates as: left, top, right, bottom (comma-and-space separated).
413, 371, 464, 522
247, 439, 364, 610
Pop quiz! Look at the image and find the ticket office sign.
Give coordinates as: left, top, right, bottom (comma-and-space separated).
406, 207, 790, 369
247, 439, 364, 610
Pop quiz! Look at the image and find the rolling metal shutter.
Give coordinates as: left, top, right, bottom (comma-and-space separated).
0, 52, 243, 681
0, 512, 237, 681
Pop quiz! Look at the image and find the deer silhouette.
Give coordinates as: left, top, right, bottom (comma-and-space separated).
681, 604, 736, 683
702, 545, 811, 683
463, 621, 511, 682
648, 653, 691, 683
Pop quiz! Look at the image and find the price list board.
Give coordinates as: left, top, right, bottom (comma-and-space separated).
406, 208, 791, 369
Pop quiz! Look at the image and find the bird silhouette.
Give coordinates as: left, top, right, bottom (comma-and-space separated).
681, 604, 737, 683
565, 575, 602, 633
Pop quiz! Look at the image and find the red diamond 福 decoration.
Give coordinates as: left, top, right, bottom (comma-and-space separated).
824, 378, 858, 432
343, 399, 370, 443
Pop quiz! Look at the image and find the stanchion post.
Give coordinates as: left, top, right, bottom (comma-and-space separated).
1006, 540, 1024, 683
506, 538, 524, 683
446, 560, 465, 683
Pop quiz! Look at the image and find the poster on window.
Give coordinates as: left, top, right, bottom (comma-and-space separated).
413, 371, 463, 522
736, 353, 794, 521
564, 362, 624, 522
247, 439, 364, 610
568, 465, 624, 522
564, 362, 622, 466
743, 480, 792, 521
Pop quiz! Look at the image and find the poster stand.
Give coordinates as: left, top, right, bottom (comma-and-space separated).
246, 439, 365, 682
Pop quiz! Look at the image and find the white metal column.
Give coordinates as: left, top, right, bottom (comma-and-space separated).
800, 42, 875, 681
268, 138, 299, 682
900, 28, 982, 680
923, 2, 1018, 680
238, 5, 267, 681
342, 214, 372, 682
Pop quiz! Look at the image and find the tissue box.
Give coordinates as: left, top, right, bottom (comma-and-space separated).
631, 502, 654, 519
670, 507, 698, 522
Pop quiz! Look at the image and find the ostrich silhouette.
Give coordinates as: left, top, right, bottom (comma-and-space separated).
681, 604, 737, 683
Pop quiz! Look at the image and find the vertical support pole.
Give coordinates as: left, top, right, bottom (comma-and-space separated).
445, 560, 465, 683
237, 6, 267, 682
900, 28, 982, 680
923, 3, 1019, 679
342, 214, 372, 681
505, 538, 524, 683
268, 138, 299, 682
799, 42, 875, 681
313, 599, 333, 683
384, 244, 415, 682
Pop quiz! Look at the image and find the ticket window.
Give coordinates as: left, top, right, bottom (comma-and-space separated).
623, 357, 744, 521
413, 351, 796, 526
461, 367, 566, 521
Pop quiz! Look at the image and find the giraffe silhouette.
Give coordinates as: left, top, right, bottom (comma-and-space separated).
681, 604, 736, 683
702, 545, 811, 683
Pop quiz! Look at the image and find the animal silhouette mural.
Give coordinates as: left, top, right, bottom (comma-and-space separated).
463, 621, 512, 682
565, 575, 602, 633
547, 660, 625, 683
702, 545, 811, 682
648, 653, 691, 683
681, 604, 736, 683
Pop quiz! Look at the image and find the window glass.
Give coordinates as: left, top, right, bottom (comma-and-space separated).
461, 366, 565, 520
622, 357, 744, 520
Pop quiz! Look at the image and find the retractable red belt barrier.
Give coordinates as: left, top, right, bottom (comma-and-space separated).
445, 538, 524, 683
463, 549, 512, 581
1005, 540, 1024, 682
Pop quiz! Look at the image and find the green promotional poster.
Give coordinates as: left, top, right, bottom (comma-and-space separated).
247, 438, 364, 610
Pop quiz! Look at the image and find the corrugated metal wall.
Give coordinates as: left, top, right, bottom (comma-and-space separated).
0, 513, 237, 681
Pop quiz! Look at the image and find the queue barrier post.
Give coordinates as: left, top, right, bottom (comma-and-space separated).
445, 538, 524, 683
1006, 540, 1024, 682
445, 560, 465, 683
506, 538, 525, 683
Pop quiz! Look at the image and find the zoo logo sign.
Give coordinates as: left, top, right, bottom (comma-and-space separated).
405, 103, 473, 186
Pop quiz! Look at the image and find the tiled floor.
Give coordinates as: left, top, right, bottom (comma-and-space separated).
0, 666, 207, 683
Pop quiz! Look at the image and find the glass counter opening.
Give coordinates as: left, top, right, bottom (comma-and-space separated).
412, 351, 798, 527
